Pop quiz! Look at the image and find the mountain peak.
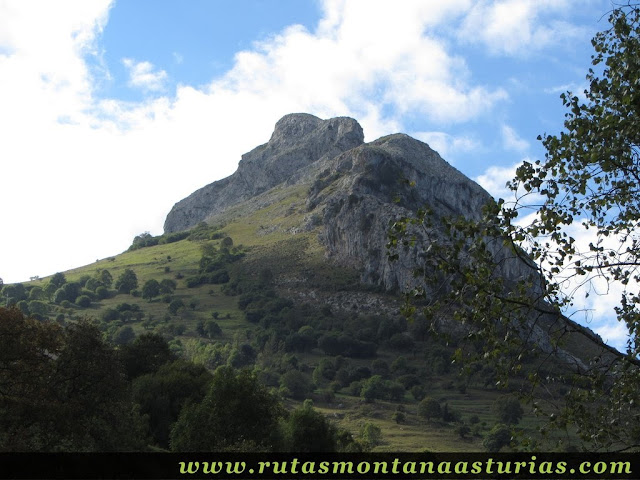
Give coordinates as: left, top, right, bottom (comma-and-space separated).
163, 114, 364, 233
267, 113, 363, 151
269, 113, 323, 144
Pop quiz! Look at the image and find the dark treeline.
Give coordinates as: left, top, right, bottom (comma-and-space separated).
0, 307, 360, 452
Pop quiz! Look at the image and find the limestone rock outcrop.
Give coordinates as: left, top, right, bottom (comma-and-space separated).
163, 113, 364, 233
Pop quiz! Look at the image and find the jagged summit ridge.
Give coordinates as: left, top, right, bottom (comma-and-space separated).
163, 113, 363, 233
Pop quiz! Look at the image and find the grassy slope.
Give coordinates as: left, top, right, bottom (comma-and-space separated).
23, 182, 572, 452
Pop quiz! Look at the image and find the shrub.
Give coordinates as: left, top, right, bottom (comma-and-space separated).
50, 272, 66, 288
16, 300, 29, 315
203, 320, 222, 338
280, 370, 314, 400
418, 397, 441, 421
360, 375, 385, 403
28, 300, 48, 317
360, 422, 382, 448
168, 299, 184, 315
282, 400, 337, 452
389, 333, 415, 351
113, 326, 135, 345
28, 287, 45, 301
98, 269, 113, 288
411, 385, 426, 401
102, 308, 120, 322
455, 424, 471, 439
483, 424, 512, 452
397, 374, 421, 389
159, 279, 177, 294
76, 295, 92, 308
115, 269, 138, 294
142, 279, 161, 301
392, 411, 406, 424
85, 278, 101, 292
493, 397, 524, 425
95, 286, 109, 299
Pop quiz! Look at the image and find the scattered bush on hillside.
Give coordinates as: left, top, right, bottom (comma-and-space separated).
493, 396, 524, 425
483, 424, 513, 452
76, 295, 91, 308
95, 286, 110, 299
196, 319, 222, 339
142, 279, 161, 301
115, 269, 138, 294
280, 370, 314, 400
418, 397, 441, 421
128, 232, 159, 251
168, 299, 184, 316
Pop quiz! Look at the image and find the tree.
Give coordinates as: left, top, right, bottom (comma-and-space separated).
168, 298, 184, 315
2, 283, 26, 304
119, 333, 175, 379
76, 295, 92, 308
28, 286, 44, 301
115, 269, 138, 294
359, 422, 382, 448
113, 325, 135, 345
279, 369, 313, 400
169, 366, 284, 451
142, 279, 160, 301
95, 285, 109, 300
132, 359, 211, 448
282, 399, 338, 452
99, 269, 113, 288
0, 309, 144, 451
388, 4, 640, 451
49, 272, 66, 289
360, 375, 386, 403
483, 424, 513, 452
493, 397, 524, 425
27, 300, 48, 317
159, 278, 176, 294
418, 397, 441, 421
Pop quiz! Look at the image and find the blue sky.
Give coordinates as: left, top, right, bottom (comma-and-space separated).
0, 0, 627, 347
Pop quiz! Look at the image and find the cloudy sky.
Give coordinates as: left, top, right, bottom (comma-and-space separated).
1, 0, 627, 347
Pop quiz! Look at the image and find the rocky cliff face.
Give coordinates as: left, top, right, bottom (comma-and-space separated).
165, 113, 538, 292
163, 113, 596, 366
163, 113, 364, 233
307, 133, 496, 291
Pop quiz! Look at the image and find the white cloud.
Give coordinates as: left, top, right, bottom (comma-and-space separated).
593, 322, 628, 352
206, 1, 508, 130
0, 0, 599, 286
458, 0, 585, 56
475, 162, 521, 199
123, 58, 167, 92
501, 124, 530, 152
413, 131, 480, 161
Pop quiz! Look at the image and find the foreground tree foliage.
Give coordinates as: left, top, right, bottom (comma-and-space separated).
281, 399, 338, 452
389, 4, 640, 451
132, 360, 212, 449
169, 366, 284, 451
0, 308, 145, 451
